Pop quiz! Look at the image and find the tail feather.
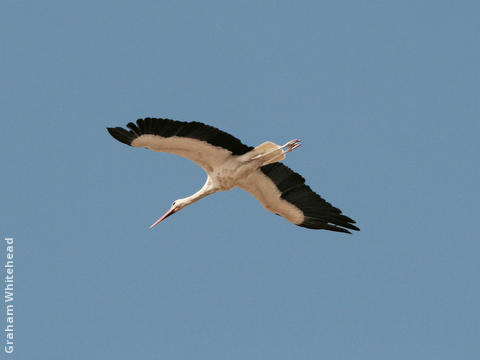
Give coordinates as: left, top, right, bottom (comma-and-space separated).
253, 141, 285, 165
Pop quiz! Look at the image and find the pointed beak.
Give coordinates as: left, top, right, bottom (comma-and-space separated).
149, 208, 176, 229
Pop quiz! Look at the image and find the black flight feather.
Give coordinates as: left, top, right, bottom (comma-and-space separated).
107, 118, 253, 155
260, 163, 359, 233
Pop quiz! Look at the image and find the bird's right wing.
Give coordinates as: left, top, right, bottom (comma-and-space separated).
237, 163, 359, 233
107, 118, 254, 173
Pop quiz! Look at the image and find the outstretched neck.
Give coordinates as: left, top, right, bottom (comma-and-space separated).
182, 177, 218, 207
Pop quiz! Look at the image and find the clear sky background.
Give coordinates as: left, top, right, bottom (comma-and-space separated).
1, 1, 479, 359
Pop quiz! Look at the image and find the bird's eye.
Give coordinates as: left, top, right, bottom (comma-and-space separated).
172, 201, 176, 207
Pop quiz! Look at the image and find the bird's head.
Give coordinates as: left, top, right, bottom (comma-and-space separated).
149, 198, 188, 229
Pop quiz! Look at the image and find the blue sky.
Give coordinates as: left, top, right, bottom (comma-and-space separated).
1, 1, 479, 359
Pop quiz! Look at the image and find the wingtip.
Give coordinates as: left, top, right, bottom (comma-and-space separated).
106, 127, 117, 137
351, 224, 360, 232
107, 126, 135, 146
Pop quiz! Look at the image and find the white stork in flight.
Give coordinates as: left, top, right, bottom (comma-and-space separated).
107, 118, 359, 233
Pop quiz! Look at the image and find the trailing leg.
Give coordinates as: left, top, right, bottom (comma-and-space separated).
250, 139, 302, 165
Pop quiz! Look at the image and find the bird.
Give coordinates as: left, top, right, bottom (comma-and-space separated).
107, 117, 359, 233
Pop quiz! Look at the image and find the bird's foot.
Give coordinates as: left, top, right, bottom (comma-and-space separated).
282, 139, 302, 154
249, 139, 302, 163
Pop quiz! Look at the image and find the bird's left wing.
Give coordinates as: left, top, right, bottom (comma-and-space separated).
107, 118, 254, 173
237, 163, 359, 233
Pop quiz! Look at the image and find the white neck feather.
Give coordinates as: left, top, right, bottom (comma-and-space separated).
181, 176, 218, 207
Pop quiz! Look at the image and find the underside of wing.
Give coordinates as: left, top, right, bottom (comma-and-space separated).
107, 118, 254, 172
238, 163, 359, 233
